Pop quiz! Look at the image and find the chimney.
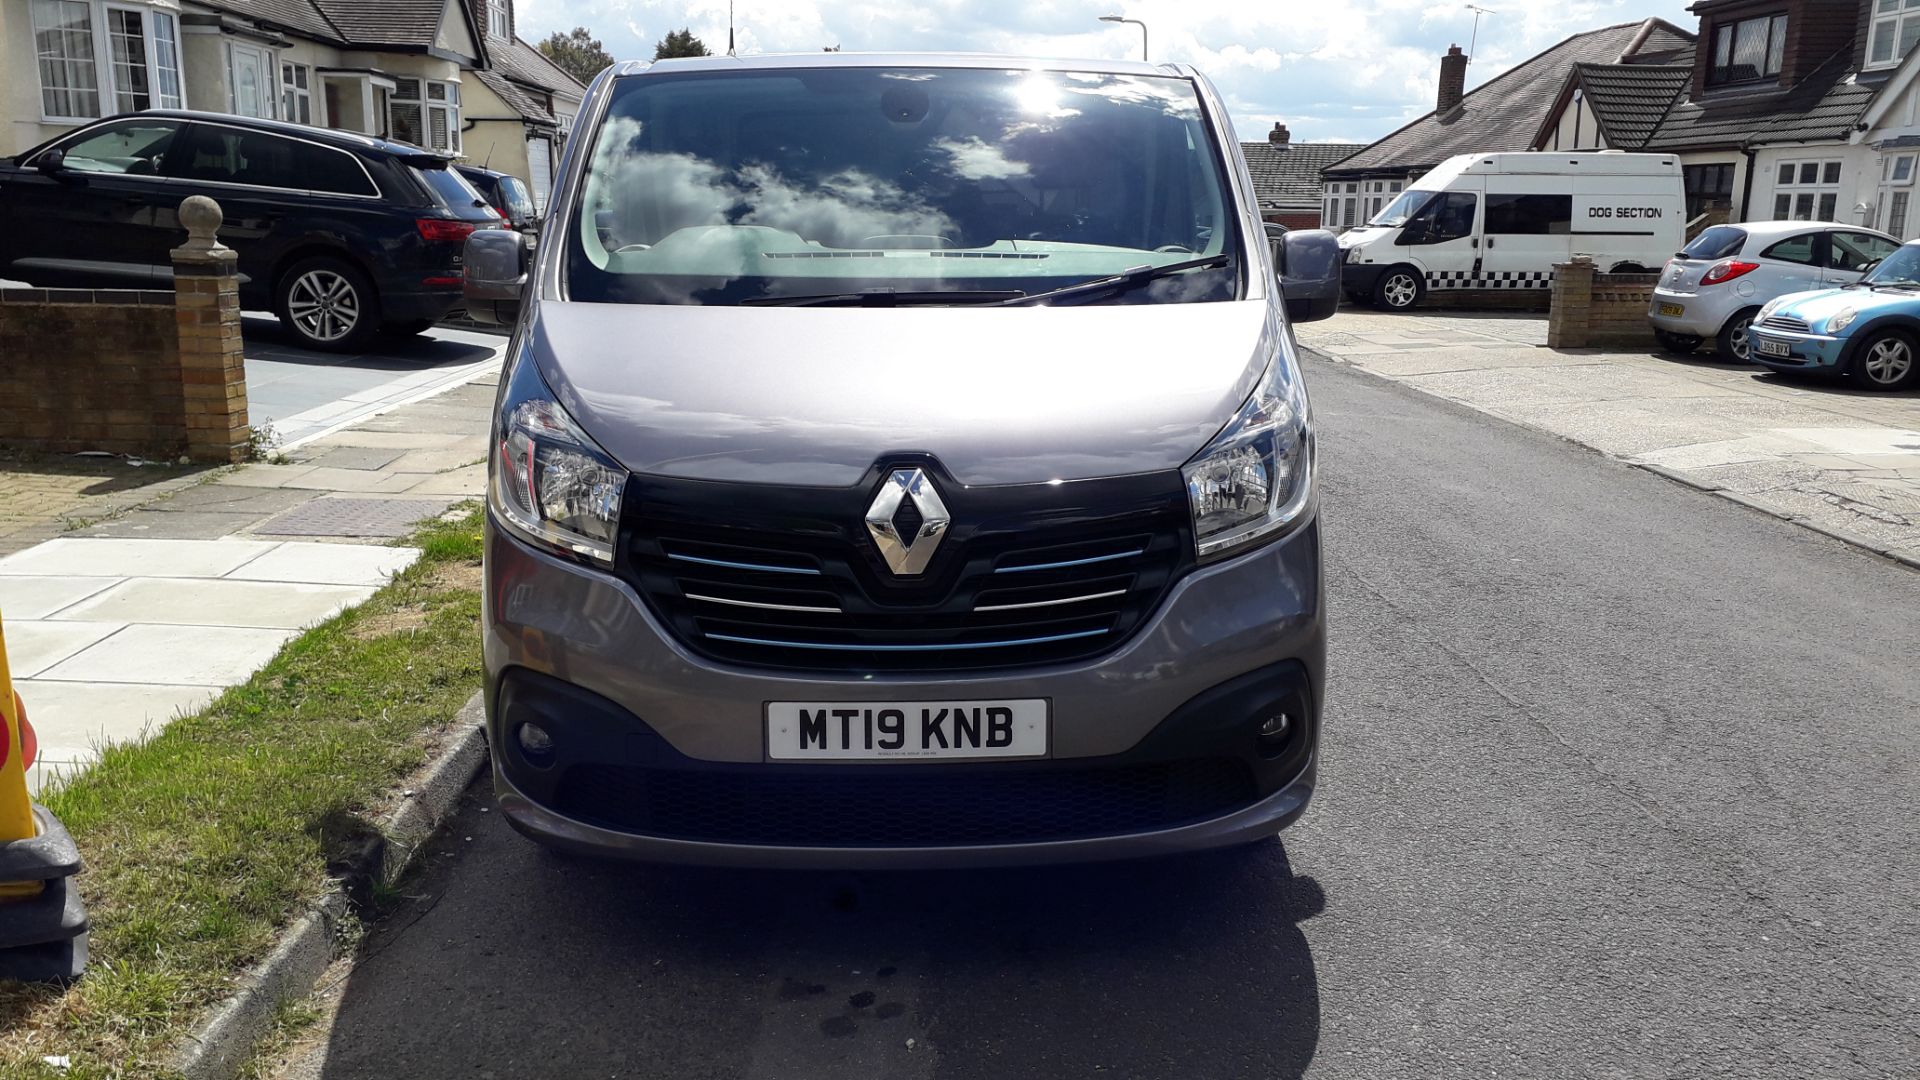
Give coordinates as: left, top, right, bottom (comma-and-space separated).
1268, 122, 1291, 148
1437, 44, 1468, 116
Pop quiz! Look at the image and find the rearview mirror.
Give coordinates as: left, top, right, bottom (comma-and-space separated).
1274, 228, 1341, 324
463, 229, 528, 326
34, 148, 66, 176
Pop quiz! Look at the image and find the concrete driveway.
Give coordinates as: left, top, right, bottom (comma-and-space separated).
240, 315, 504, 450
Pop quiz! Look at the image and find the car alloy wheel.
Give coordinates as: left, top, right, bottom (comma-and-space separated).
1382, 273, 1418, 309
287, 269, 361, 344
1860, 336, 1914, 387
1717, 308, 1759, 363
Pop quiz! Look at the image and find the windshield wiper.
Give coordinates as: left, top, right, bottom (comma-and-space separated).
741, 288, 1027, 307
995, 254, 1232, 307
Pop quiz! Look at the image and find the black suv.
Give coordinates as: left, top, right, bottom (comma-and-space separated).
0, 111, 500, 350
456, 165, 538, 234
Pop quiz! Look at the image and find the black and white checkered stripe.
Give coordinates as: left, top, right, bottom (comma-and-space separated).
1426, 270, 1554, 290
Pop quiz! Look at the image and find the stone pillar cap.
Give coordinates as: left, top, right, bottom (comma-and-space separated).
171, 195, 237, 265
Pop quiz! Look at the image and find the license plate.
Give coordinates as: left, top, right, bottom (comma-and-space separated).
1757, 337, 1792, 358
1657, 302, 1685, 317
766, 700, 1049, 761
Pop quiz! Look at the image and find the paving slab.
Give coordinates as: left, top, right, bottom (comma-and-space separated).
401, 464, 486, 497
4, 620, 124, 678
38, 623, 299, 686
225, 542, 418, 586
15, 681, 214, 748
0, 537, 277, 578
279, 468, 436, 494
56, 578, 375, 629
254, 497, 456, 538
0, 576, 121, 620
302, 447, 406, 472
77, 510, 275, 541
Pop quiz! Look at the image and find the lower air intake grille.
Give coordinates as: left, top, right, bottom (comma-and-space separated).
551, 758, 1258, 846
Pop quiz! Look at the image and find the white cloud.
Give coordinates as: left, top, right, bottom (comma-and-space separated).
516, 0, 1697, 143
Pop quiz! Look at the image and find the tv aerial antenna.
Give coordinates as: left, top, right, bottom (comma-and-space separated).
1466, 5, 1497, 61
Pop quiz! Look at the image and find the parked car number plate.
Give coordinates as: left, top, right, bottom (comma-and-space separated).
1657, 303, 1685, 317
766, 700, 1049, 761
1756, 337, 1793, 358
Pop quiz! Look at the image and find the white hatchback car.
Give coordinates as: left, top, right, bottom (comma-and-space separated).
1647, 221, 1901, 362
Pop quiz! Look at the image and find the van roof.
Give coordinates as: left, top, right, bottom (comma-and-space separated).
612, 52, 1183, 79
1441, 152, 1681, 177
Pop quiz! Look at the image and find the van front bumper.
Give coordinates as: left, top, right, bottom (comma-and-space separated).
484, 514, 1325, 867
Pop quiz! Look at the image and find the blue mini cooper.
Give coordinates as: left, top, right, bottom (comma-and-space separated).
1748, 240, 1920, 391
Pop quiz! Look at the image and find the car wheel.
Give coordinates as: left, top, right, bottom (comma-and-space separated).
382, 319, 437, 337
1653, 329, 1703, 355
276, 256, 379, 352
1372, 267, 1424, 311
1848, 329, 1920, 391
1715, 307, 1761, 363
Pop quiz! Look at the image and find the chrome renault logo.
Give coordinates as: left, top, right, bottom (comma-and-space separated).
866, 468, 950, 576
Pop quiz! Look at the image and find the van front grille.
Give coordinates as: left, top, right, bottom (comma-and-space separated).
617, 464, 1193, 672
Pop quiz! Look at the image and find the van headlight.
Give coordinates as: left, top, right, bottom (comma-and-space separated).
491, 349, 625, 563
1182, 330, 1315, 559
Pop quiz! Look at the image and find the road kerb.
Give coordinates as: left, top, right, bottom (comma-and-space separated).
169, 692, 489, 1080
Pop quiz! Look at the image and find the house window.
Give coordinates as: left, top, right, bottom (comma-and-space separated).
1868, 0, 1920, 69
487, 0, 508, 39
281, 63, 313, 125
1771, 159, 1843, 222
1322, 181, 1362, 227
1360, 179, 1402, 222
391, 77, 461, 153
30, 0, 182, 122
1683, 163, 1736, 221
1708, 14, 1788, 85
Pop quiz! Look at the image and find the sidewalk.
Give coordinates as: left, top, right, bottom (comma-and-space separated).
1298, 310, 1920, 567
0, 362, 499, 792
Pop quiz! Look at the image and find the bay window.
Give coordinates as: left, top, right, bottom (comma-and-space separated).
390, 77, 461, 153
31, 0, 182, 122
282, 62, 313, 125
1868, 0, 1920, 69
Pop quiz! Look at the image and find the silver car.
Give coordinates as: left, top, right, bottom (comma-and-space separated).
460, 53, 1339, 868
1648, 221, 1900, 362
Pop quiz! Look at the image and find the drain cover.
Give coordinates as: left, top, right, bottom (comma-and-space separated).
256, 497, 456, 538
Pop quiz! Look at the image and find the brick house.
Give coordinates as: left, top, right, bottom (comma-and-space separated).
1240, 122, 1357, 229
0, 0, 580, 207
1531, 0, 1920, 241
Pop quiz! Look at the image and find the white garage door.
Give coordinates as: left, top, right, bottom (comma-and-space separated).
527, 136, 553, 213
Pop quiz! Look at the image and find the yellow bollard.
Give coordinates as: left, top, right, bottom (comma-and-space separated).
0, 608, 45, 901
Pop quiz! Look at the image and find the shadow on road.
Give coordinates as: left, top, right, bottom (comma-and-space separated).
301, 792, 1325, 1079
239, 315, 498, 370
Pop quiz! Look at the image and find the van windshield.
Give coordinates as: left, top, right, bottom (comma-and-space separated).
566, 67, 1242, 306
1369, 188, 1435, 228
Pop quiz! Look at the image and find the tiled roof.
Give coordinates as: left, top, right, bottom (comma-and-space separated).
489, 36, 585, 96
472, 68, 554, 125
1644, 50, 1877, 150
1572, 62, 1693, 149
1326, 18, 1695, 177
189, 0, 347, 45
1240, 141, 1359, 209
307, 0, 450, 48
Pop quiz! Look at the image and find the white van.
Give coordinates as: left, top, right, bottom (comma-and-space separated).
1338, 152, 1685, 310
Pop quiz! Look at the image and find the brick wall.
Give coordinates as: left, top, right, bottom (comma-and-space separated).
1548, 258, 1659, 348
0, 289, 187, 458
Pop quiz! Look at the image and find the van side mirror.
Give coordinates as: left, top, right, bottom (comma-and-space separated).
463, 228, 528, 326
34, 148, 66, 175
1274, 228, 1341, 324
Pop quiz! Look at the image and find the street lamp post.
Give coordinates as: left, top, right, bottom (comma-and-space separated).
1099, 15, 1148, 62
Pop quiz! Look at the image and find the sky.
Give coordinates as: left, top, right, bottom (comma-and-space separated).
510, 1, 1702, 145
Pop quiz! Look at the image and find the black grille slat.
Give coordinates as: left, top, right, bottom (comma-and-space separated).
619, 466, 1192, 672
552, 758, 1256, 846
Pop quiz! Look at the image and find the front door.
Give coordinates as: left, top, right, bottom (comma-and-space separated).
1398, 190, 1480, 293
229, 44, 272, 119
3, 118, 184, 287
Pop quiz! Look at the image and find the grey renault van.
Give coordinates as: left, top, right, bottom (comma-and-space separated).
464, 53, 1338, 867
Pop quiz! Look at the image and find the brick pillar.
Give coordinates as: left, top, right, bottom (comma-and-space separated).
1547, 256, 1595, 349
170, 196, 250, 464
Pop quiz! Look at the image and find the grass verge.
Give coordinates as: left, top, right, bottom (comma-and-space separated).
0, 505, 486, 1079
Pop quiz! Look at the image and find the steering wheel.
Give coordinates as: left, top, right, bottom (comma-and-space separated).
1155, 244, 1197, 254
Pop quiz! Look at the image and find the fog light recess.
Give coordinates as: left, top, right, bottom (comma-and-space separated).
516, 721, 555, 764
1256, 712, 1293, 757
